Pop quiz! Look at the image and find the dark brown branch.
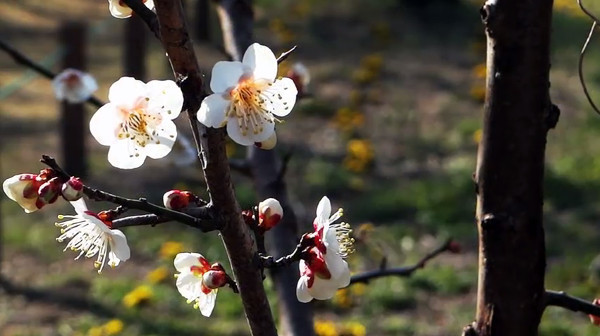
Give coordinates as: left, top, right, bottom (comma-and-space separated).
349, 239, 453, 284
577, 21, 600, 115
40, 155, 219, 232
0, 39, 104, 108
121, 0, 160, 38
259, 234, 312, 269
112, 205, 216, 229
545, 290, 600, 317
578, 0, 600, 23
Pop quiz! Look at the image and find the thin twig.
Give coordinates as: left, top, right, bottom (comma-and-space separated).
259, 234, 313, 269
349, 239, 454, 284
578, 21, 600, 116
40, 155, 220, 232
276, 45, 297, 64
579, 0, 600, 23
122, 0, 160, 38
545, 290, 600, 317
0, 39, 104, 108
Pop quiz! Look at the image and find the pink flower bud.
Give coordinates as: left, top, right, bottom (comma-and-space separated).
61, 177, 84, 201
163, 190, 192, 210
202, 269, 228, 289
258, 198, 283, 231
286, 62, 310, 97
254, 133, 277, 150
3, 174, 43, 213
52, 69, 98, 104
37, 177, 62, 205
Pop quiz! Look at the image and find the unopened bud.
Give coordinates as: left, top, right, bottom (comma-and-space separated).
3, 174, 43, 213
287, 62, 310, 96
590, 299, 600, 326
258, 198, 283, 231
61, 177, 84, 201
254, 133, 277, 150
202, 270, 227, 289
37, 177, 61, 205
163, 190, 192, 210
448, 241, 462, 254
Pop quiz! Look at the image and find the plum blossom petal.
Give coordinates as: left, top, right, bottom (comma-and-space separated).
198, 290, 217, 317
56, 201, 130, 273
198, 94, 229, 128
107, 139, 146, 169
3, 174, 42, 213
315, 196, 331, 227
296, 275, 313, 303
176, 272, 203, 300
198, 43, 297, 148
89, 104, 121, 146
146, 80, 184, 119
242, 43, 277, 81
92, 77, 183, 169
262, 77, 297, 117
108, 0, 155, 19
52, 69, 98, 103
174, 252, 204, 272
210, 61, 246, 94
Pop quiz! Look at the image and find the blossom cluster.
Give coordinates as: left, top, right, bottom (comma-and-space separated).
4, 4, 355, 319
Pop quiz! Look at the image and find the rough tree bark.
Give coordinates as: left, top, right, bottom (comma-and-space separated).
153, 1, 278, 335
472, 0, 555, 335
215, 1, 315, 334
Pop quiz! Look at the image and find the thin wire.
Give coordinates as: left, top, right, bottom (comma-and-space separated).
578, 0, 600, 115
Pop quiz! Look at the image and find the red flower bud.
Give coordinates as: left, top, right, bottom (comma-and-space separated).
37, 177, 61, 205
448, 241, 462, 254
258, 198, 283, 231
61, 177, 84, 201
163, 190, 191, 210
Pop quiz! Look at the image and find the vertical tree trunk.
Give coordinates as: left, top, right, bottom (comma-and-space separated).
153, 1, 277, 335
473, 0, 555, 335
215, 1, 315, 334
123, 15, 147, 80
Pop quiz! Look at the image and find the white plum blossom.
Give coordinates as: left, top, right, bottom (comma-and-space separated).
55, 199, 130, 273
174, 253, 228, 317
89, 77, 183, 169
108, 0, 155, 19
296, 196, 354, 303
52, 69, 98, 103
197, 43, 298, 147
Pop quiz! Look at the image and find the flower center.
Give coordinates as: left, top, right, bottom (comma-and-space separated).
228, 79, 274, 137
331, 221, 355, 258
118, 99, 163, 148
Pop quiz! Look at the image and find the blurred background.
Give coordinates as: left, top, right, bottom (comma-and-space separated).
2, 0, 600, 335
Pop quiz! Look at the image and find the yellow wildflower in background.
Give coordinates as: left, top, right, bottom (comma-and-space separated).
361, 54, 383, 74
469, 85, 486, 103
159, 241, 184, 259
87, 319, 124, 336
344, 139, 375, 173
341, 321, 367, 336
349, 90, 364, 107
554, 0, 585, 17
472, 63, 486, 80
122, 285, 154, 308
103, 320, 124, 336
315, 320, 338, 336
146, 266, 169, 284
333, 288, 353, 309
333, 107, 364, 133
350, 283, 367, 297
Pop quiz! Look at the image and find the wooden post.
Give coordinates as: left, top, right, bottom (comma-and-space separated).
472, 0, 555, 334
59, 21, 87, 178
195, 0, 211, 41
124, 14, 147, 80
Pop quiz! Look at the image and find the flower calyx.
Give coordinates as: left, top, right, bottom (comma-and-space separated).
163, 190, 201, 210
61, 176, 84, 201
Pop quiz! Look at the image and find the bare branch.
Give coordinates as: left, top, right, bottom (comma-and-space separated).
40, 155, 219, 232
0, 39, 104, 108
578, 21, 600, 116
260, 234, 312, 269
349, 239, 454, 284
578, 0, 600, 23
545, 290, 600, 317
121, 0, 160, 38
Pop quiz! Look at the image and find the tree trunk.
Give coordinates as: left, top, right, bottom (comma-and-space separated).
214, 1, 315, 334
473, 0, 555, 335
153, 1, 278, 335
